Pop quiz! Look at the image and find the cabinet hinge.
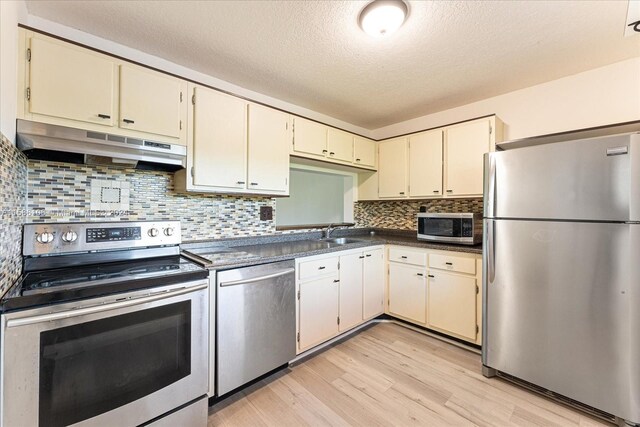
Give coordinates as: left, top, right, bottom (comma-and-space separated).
190, 166, 195, 178
297, 290, 300, 300
476, 285, 479, 294
476, 325, 479, 334
337, 316, 340, 325
191, 94, 196, 105
180, 91, 183, 103
338, 261, 340, 270
179, 120, 182, 130
26, 87, 31, 101
489, 124, 493, 135
297, 332, 300, 342
26, 48, 31, 62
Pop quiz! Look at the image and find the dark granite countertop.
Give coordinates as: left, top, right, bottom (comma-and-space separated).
181, 228, 482, 270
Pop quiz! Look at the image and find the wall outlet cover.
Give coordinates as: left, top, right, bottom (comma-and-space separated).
260, 206, 273, 221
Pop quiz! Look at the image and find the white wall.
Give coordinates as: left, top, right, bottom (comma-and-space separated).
371, 58, 640, 141
0, 0, 27, 143
21, 14, 372, 138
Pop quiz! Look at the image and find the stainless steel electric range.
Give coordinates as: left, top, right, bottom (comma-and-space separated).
0, 221, 209, 427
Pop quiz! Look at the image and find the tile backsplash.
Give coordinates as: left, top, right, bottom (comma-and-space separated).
0, 134, 27, 296
354, 198, 483, 229
27, 160, 276, 241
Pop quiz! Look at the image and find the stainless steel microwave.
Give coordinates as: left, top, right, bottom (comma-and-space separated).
417, 212, 483, 245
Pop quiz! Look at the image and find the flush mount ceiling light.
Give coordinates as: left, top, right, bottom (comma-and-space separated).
358, 0, 409, 37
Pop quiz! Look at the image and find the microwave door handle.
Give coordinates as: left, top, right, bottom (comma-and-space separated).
5, 282, 208, 328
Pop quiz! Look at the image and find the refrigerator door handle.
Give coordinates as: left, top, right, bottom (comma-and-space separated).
490, 154, 497, 217
487, 220, 496, 283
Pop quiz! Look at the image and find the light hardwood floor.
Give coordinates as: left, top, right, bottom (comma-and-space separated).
208, 322, 610, 426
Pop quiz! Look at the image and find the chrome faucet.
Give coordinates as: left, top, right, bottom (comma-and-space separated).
324, 223, 349, 238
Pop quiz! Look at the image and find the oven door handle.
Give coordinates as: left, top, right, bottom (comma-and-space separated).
6, 282, 208, 328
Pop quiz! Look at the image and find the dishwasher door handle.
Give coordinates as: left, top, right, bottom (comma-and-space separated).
219, 268, 295, 287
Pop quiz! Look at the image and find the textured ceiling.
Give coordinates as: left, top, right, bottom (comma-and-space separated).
25, 0, 640, 129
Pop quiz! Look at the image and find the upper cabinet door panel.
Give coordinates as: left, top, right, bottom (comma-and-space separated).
247, 104, 290, 193
445, 120, 491, 197
353, 136, 376, 168
378, 138, 408, 198
326, 128, 353, 163
29, 37, 117, 127
192, 86, 247, 189
409, 130, 443, 197
293, 118, 327, 157
120, 65, 183, 139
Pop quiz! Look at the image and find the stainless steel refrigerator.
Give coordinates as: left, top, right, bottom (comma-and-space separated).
483, 132, 640, 426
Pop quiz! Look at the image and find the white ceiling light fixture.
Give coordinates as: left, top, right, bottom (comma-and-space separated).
359, 0, 409, 38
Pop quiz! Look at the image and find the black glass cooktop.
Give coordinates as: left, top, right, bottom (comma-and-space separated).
1, 256, 208, 313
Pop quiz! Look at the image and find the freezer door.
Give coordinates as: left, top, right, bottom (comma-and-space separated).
484, 133, 640, 221
483, 219, 640, 423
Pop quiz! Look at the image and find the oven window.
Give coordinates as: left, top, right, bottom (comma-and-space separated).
39, 301, 191, 427
421, 218, 460, 237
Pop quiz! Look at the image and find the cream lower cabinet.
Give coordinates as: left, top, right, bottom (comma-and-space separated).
296, 246, 385, 353
386, 246, 482, 345
388, 263, 427, 324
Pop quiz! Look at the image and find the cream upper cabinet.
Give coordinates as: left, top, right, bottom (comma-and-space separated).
191, 86, 247, 190
338, 252, 364, 332
326, 128, 353, 163
27, 36, 117, 127
444, 119, 492, 197
353, 136, 377, 169
292, 117, 327, 158
363, 248, 385, 319
388, 263, 427, 324
409, 130, 443, 198
119, 65, 184, 139
247, 104, 290, 193
298, 275, 340, 351
427, 271, 478, 342
378, 137, 408, 198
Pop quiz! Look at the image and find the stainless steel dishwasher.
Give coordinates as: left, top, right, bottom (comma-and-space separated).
216, 260, 296, 396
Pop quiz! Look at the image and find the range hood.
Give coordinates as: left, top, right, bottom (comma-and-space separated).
16, 119, 186, 171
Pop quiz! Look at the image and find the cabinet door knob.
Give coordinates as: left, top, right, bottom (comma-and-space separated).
433, 190, 439, 193
400, 256, 408, 259
417, 273, 424, 277
237, 181, 245, 185
123, 118, 135, 124
428, 274, 435, 278
355, 158, 361, 162
318, 266, 326, 270
322, 149, 328, 153
333, 279, 340, 283
97, 114, 111, 119
250, 182, 258, 186
445, 262, 453, 266
365, 254, 372, 257
359, 255, 365, 259
329, 152, 335, 155
399, 192, 405, 195
446, 190, 453, 193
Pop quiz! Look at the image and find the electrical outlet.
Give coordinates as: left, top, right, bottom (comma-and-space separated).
260, 206, 273, 221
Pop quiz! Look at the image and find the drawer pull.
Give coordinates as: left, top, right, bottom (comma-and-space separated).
333, 279, 340, 283
445, 262, 453, 266
399, 192, 405, 195
365, 254, 372, 257
433, 190, 439, 193
428, 274, 435, 278
359, 256, 365, 259
123, 118, 135, 124
400, 256, 408, 259
318, 266, 326, 270
329, 152, 335, 155
355, 158, 361, 162
322, 149, 328, 153
250, 182, 259, 186
236, 181, 245, 185
416, 273, 424, 277
446, 190, 453, 193
97, 114, 111, 119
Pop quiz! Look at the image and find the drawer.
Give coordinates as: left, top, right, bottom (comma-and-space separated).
388, 247, 427, 266
429, 253, 476, 275
298, 256, 339, 280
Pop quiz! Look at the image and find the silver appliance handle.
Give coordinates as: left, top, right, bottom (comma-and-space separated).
220, 268, 295, 287
6, 282, 208, 328
487, 220, 496, 283
489, 153, 497, 217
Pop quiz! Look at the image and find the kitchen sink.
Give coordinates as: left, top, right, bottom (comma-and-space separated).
318, 237, 361, 245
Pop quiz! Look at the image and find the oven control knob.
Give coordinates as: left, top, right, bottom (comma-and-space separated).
148, 228, 159, 237
36, 232, 54, 244
164, 227, 174, 236
61, 231, 78, 243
